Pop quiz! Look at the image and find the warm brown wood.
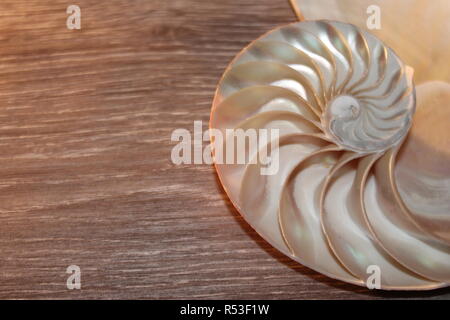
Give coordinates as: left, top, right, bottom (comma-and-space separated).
0, 0, 448, 299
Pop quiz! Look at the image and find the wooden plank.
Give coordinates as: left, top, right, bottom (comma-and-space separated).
0, 0, 447, 299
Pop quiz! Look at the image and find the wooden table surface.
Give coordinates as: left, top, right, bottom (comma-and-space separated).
0, 0, 448, 299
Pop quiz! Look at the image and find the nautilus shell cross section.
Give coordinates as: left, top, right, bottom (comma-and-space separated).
211, 21, 450, 290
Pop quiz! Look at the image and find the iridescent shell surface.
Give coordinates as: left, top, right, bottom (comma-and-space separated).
211, 18, 450, 290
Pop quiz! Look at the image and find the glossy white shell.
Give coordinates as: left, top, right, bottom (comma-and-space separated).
211, 20, 450, 290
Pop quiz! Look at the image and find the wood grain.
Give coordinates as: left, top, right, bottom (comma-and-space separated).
0, 0, 448, 299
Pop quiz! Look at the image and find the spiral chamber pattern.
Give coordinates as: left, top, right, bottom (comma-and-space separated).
211, 21, 450, 289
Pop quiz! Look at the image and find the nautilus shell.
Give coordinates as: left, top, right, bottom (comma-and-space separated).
211, 20, 450, 290
290, 0, 450, 85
